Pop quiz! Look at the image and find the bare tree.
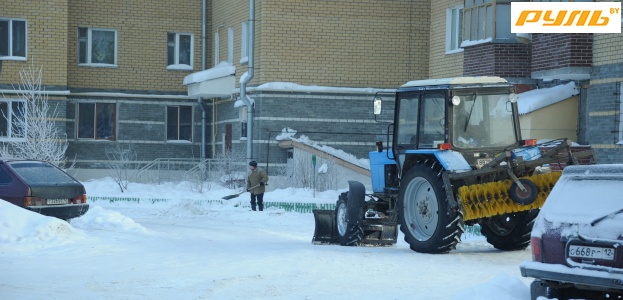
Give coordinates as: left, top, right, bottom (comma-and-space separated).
105, 143, 140, 192
0, 62, 70, 167
183, 159, 213, 193
214, 149, 247, 189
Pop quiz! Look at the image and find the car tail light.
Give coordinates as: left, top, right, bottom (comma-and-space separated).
24, 196, 33, 206
73, 194, 87, 204
531, 236, 542, 262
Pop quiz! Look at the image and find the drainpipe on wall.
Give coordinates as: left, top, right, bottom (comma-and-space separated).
198, 0, 208, 160
239, 0, 255, 164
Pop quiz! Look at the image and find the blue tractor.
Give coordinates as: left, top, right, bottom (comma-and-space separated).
312, 77, 594, 254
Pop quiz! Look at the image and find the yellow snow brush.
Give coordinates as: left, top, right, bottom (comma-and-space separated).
459, 171, 562, 221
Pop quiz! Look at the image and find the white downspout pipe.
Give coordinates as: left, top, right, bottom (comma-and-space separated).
198, 0, 207, 160
239, 0, 255, 164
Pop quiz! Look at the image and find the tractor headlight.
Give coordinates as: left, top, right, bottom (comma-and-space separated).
451, 96, 461, 106
509, 93, 518, 103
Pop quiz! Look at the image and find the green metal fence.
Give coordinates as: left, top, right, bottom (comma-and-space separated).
88, 196, 481, 235
89, 196, 335, 213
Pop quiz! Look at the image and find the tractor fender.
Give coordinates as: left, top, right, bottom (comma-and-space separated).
346, 181, 366, 226
403, 149, 472, 172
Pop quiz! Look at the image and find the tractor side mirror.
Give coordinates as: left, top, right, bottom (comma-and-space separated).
373, 97, 382, 115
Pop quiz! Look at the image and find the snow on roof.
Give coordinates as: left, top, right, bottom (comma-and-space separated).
275, 127, 370, 169
182, 62, 236, 85
517, 82, 578, 115
244, 82, 395, 94
401, 76, 507, 88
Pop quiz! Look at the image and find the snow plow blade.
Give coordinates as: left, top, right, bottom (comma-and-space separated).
312, 209, 339, 244
312, 209, 398, 245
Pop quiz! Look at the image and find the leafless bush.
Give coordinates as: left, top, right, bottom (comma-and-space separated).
105, 144, 140, 192
183, 160, 213, 193
214, 149, 247, 189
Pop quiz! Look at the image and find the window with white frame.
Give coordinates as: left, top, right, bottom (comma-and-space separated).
214, 31, 220, 66
446, 6, 463, 53
240, 21, 248, 65
0, 99, 25, 139
78, 27, 117, 66
463, 0, 493, 42
167, 33, 193, 70
0, 18, 27, 60
77, 103, 116, 140
167, 106, 192, 141
227, 27, 234, 64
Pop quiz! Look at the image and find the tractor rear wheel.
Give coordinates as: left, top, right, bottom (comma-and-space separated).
480, 210, 539, 250
398, 162, 464, 254
335, 193, 364, 246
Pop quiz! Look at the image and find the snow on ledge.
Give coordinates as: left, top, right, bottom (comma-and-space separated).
236, 82, 395, 95
183, 62, 235, 85
517, 82, 578, 115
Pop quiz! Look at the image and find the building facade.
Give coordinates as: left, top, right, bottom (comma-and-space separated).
1, 0, 621, 181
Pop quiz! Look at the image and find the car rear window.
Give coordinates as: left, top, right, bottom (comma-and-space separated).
541, 177, 623, 222
535, 165, 623, 240
6, 161, 79, 185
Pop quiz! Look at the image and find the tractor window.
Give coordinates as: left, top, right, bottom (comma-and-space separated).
419, 94, 445, 148
452, 93, 516, 148
396, 95, 419, 147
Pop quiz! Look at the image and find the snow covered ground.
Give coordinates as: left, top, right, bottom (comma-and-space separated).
1, 178, 536, 300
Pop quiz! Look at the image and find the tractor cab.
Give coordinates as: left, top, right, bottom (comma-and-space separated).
377, 77, 521, 170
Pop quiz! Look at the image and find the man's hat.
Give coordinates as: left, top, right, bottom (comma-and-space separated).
249, 161, 257, 167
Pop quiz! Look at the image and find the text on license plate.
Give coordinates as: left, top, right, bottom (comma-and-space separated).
47, 199, 68, 205
568, 245, 615, 261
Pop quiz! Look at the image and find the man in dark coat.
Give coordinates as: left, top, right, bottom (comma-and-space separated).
247, 161, 269, 211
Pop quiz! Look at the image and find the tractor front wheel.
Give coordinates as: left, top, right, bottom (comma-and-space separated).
398, 162, 464, 254
480, 210, 539, 250
335, 193, 364, 246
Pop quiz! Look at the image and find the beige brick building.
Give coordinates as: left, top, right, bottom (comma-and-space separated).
1, 0, 621, 178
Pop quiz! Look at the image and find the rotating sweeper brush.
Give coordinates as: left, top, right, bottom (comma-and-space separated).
458, 172, 562, 221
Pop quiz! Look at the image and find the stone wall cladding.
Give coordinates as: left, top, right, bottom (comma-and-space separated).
531, 34, 593, 72
463, 43, 531, 78
586, 63, 623, 164
66, 0, 202, 93
429, 0, 464, 79
66, 97, 202, 168
218, 91, 395, 164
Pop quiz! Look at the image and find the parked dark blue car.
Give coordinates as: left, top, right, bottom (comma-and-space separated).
0, 159, 88, 221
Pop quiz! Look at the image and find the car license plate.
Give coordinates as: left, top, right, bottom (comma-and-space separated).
568, 245, 615, 261
47, 199, 68, 205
